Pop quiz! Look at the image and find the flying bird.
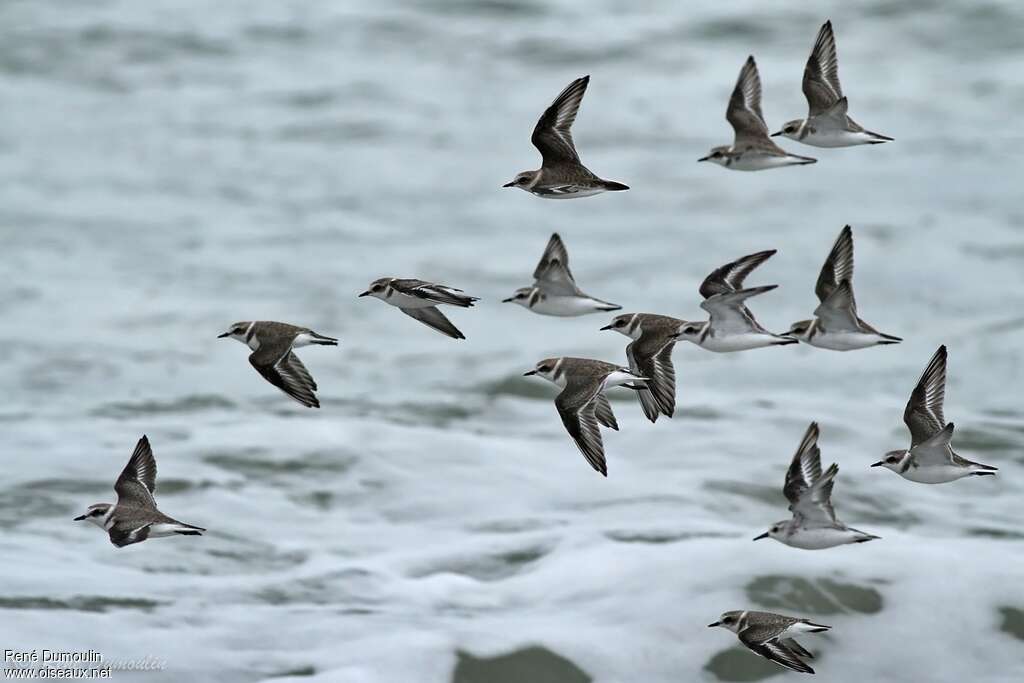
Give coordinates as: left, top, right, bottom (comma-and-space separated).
788, 225, 901, 350
601, 313, 681, 423
709, 610, 830, 675
873, 346, 997, 483
674, 250, 797, 352
700, 56, 817, 170
773, 21, 893, 147
218, 321, 337, 407
504, 233, 621, 316
360, 278, 478, 340
754, 422, 879, 549
504, 76, 629, 197
75, 436, 205, 547
524, 357, 646, 476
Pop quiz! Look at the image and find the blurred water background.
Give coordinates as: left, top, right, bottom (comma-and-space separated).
1, 1, 1022, 681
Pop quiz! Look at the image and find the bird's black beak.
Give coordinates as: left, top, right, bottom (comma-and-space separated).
358, 291, 370, 297
502, 297, 514, 303
523, 370, 537, 376
770, 131, 783, 137
217, 332, 230, 338
502, 181, 515, 188
753, 532, 770, 541
74, 515, 87, 521
870, 461, 884, 467
707, 621, 720, 628
697, 156, 710, 162
599, 324, 613, 331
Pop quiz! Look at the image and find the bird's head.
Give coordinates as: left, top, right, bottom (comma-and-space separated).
217, 322, 251, 342
74, 503, 111, 528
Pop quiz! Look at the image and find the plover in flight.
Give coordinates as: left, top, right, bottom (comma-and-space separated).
218, 321, 337, 408
673, 250, 797, 352
601, 313, 681, 423
873, 346, 997, 483
772, 21, 893, 147
754, 422, 879, 549
789, 225, 901, 350
699, 56, 817, 171
504, 76, 629, 198
504, 233, 621, 316
524, 357, 646, 476
708, 610, 830, 675
75, 435, 205, 548
359, 278, 478, 340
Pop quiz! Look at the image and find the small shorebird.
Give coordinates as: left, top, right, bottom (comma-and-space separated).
218, 321, 337, 408
674, 250, 797, 352
75, 435, 205, 548
524, 357, 646, 476
773, 21, 893, 147
709, 610, 831, 675
504, 76, 629, 198
788, 225, 901, 350
601, 313, 682, 423
359, 278, 478, 340
699, 56, 817, 170
754, 422, 880, 549
873, 346, 997, 483
504, 233, 621, 316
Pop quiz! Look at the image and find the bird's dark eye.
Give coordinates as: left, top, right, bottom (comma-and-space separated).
887, 457, 898, 463
372, 285, 383, 292
723, 617, 733, 624
785, 126, 795, 133
539, 365, 551, 373
615, 320, 626, 327
517, 293, 527, 299
92, 509, 103, 517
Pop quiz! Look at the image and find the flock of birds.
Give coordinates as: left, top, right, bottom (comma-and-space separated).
72, 20, 999, 676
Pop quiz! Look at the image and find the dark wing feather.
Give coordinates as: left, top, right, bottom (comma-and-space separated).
250, 346, 320, 408
114, 436, 158, 509
593, 392, 618, 430
740, 636, 815, 675
727, 56, 770, 146
802, 20, 843, 117
555, 378, 608, 476
904, 346, 947, 447
533, 233, 580, 296
699, 250, 776, 299
814, 225, 854, 303
783, 423, 837, 526
108, 522, 152, 548
400, 306, 466, 340
531, 76, 589, 165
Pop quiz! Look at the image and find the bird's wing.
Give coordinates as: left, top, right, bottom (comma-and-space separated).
783, 422, 838, 526
400, 306, 466, 340
627, 341, 662, 423
904, 346, 947, 447
699, 286, 776, 334
533, 233, 581, 296
727, 57, 775, 148
114, 436, 158, 510
393, 279, 477, 307
699, 250, 776, 299
593, 392, 618, 430
802, 20, 843, 117
555, 376, 608, 476
913, 423, 958, 465
740, 634, 815, 675
629, 333, 677, 419
250, 343, 320, 408
107, 521, 152, 548
814, 225, 854, 304
813, 279, 861, 332
531, 76, 589, 165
